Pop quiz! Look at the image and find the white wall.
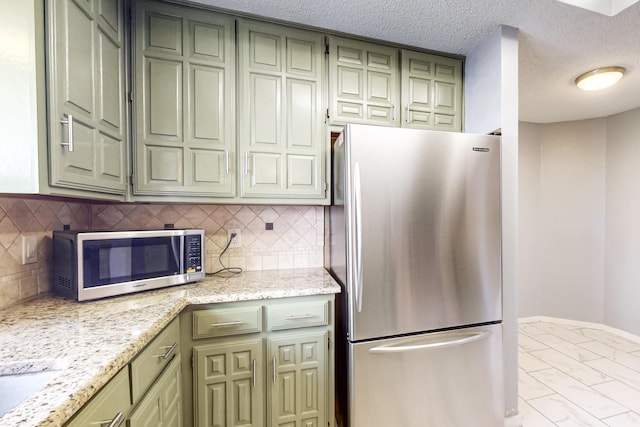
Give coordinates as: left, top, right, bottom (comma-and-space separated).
520, 108, 640, 336
605, 108, 640, 335
518, 122, 541, 317
466, 25, 520, 425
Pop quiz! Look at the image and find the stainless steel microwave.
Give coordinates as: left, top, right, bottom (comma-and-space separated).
52, 229, 205, 301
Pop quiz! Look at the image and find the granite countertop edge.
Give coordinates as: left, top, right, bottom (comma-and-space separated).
0, 268, 341, 427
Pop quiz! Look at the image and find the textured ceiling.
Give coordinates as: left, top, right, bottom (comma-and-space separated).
191, 0, 640, 124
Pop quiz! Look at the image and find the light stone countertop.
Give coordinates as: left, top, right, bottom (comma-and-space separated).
0, 268, 341, 427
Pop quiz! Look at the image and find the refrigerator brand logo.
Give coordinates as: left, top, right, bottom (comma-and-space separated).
473, 147, 490, 152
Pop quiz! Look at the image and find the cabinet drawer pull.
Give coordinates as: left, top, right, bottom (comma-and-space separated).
101, 411, 124, 427
225, 150, 230, 175
153, 342, 177, 359
272, 355, 276, 384
210, 320, 244, 327
60, 114, 74, 152
252, 359, 256, 388
244, 152, 250, 175
285, 314, 314, 320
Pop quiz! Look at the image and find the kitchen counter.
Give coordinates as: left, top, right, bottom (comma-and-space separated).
0, 268, 340, 427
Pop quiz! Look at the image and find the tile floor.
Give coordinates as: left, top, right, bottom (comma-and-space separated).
519, 317, 640, 426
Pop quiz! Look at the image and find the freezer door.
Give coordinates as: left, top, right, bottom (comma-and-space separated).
343, 124, 501, 341
348, 323, 503, 427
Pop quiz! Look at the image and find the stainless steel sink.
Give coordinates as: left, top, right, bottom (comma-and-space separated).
0, 360, 64, 417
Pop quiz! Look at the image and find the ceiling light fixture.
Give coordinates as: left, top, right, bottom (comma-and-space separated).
575, 66, 626, 91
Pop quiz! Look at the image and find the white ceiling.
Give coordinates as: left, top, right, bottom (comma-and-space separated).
192, 0, 640, 124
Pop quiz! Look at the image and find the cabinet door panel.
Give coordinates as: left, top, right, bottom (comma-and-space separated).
97, 0, 119, 35
194, 338, 264, 427
48, 0, 128, 194
190, 21, 224, 59
99, 132, 124, 180
252, 153, 282, 187
49, 0, 127, 194
191, 66, 222, 141
268, 331, 327, 427
288, 80, 315, 148
147, 59, 182, 139
251, 75, 281, 146
239, 20, 325, 200
66, 1, 95, 114
288, 155, 316, 189
98, 31, 123, 129
148, 146, 182, 183
329, 37, 398, 126
134, 1, 235, 197
146, 13, 182, 53
401, 49, 462, 131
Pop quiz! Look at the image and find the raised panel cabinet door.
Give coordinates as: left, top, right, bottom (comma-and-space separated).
268, 331, 328, 427
238, 19, 326, 200
128, 354, 183, 427
329, 36, 399, 126
133, 0, 235, 197
47, 0, 127, 194
193, 338, 264, 427
400, 49, 462, 131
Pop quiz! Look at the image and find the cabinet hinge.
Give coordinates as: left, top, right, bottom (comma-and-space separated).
325, 108, 330, 122
128, 91, 133, 103
325, 43, 330, 55
323, 182, 328, 195
128, 174, 134, 186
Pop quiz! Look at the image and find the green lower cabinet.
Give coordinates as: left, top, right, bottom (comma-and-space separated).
268, 331, 328, 427
65, 367, 131, 427
128, 353, 183, 427
193, 338, 265, 427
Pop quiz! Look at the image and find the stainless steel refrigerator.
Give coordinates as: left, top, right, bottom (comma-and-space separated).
328, 124, 504, 427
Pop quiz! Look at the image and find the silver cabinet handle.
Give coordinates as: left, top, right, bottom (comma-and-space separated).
244, 152, 250, 175
392, 105, 396, 122
60, 114, 74, 152
353, 162, 363, 312
285, 314, 314, 320
272, 356, 276, 384
252, 359, 256, 388
101, 411, 124, 427
225, 150, 230, 175
369, 331, 489, 354
405, 105, 409, 124
210, 320, 244, 327
153, 342, 177, 359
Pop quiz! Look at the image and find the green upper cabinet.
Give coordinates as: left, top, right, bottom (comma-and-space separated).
237, 20, 327, 201
401, 49, 462, 131
328, 36, 399, 126
132, 0, 235, 197
46, 0, 128, 195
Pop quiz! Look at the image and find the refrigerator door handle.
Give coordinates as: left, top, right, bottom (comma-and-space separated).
368, 331, 489, 353
353, 162, 363, 312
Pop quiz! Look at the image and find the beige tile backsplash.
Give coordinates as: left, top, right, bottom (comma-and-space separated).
0, 196, 324, 309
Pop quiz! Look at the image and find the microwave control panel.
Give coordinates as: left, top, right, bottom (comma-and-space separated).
185, 235, 203, 273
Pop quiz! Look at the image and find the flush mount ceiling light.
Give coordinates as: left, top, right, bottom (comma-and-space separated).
575, 66, 626, 91
555, 0, 640, 16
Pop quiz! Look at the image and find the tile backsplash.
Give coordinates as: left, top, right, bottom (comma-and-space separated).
0, 197, 91, 309
0, 195, 324, 310
91, 204, 324, 274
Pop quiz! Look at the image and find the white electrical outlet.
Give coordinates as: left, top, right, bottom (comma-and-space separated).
227, 229, 241, 248
21, 235, 37, 265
